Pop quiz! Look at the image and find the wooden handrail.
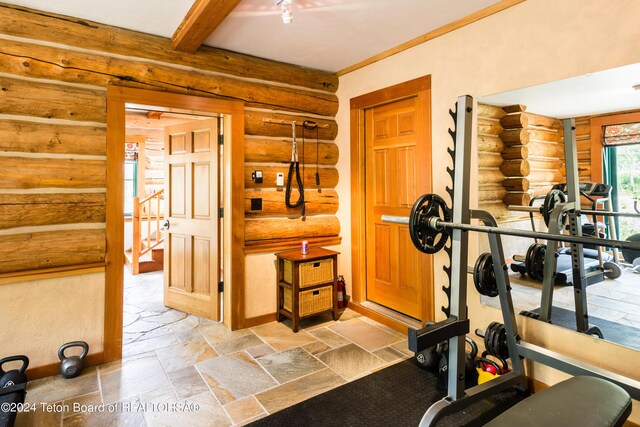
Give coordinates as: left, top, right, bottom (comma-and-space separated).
131, 190, 165, 271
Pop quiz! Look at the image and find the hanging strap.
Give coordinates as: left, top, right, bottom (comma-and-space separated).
285, 121, 305, 215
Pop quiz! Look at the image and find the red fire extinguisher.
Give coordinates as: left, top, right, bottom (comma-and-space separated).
337, 275, 346, 308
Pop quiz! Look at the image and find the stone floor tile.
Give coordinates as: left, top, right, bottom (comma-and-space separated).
250, 322, 317, 352
256, 347, 326, 384
317, 343, 384, 380
155, 336, 217, 373
213, 333, 265, 355
25, 367, 99, 405
196, 352, 276, 405
62, 391, 102, 419
255, 369, 345, 414
198, 322, 252, 347
63, 396, 146, 426
245, 344, 276, 359
373, 346, 406, 363
166, 366, 209, 400
223, 396, 264, 424
99, 352, 171, 404
309, 327, 351, 348
122, 333, 180, 358
302, 340, 332, 356
329, 318, 402, 351
144, 392, 230, 427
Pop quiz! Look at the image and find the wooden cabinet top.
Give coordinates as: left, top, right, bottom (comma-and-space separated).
275, 247, 340, 262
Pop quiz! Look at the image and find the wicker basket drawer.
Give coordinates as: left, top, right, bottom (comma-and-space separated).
284, 286, 333, 316
283, 258, 334, 288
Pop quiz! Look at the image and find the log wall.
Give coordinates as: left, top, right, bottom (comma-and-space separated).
0, 3, 339, 273
477, 103, 566, 220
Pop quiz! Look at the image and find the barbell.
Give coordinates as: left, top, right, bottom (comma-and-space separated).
382, 193, 640, 255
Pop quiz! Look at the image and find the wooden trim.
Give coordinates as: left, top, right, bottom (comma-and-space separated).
172, 0, 241, 53
589, 111, 640, 184
26, 352, 104, 381
105, 86, 245, 362
244, 236, 342, 254
243, 312, 277, 328
0, 263, 105, 286
349, 76, 434, 324
337, 0, 525, 76
347, 302, 409, 335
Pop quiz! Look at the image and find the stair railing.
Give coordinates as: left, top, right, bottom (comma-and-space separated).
132, 189, 165, 267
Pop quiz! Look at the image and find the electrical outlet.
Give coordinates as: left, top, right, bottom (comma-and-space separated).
251, 198, 262, 210
276, 173, 284, 186
252, 170, 263, 184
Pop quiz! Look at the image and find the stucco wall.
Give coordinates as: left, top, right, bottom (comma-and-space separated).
334, 0, 640, 421
0, 273, 105, 368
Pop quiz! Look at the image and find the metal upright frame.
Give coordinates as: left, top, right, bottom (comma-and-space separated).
397, 96, 640, 426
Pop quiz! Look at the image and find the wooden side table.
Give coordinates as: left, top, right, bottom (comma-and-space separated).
275, 247, 339, 332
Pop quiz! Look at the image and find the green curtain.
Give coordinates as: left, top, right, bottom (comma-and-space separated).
602, 146, 620, 237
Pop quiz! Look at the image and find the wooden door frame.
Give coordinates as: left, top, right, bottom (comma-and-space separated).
590, 110, 640, 183
105, 86, 245, 362
349, 76, 433, 322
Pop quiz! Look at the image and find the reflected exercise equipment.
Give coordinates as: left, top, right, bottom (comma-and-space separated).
383, 95, 638, 426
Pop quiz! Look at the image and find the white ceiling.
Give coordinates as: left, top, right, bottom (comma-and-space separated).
480, 62, 640, 119
4, 0, 501, 72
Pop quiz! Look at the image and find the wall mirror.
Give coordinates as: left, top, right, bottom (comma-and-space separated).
476, 62, 640, 352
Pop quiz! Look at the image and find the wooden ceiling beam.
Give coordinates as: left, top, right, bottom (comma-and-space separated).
172, 0, 241, 53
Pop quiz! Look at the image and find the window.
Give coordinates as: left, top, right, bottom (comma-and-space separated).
124, 160, 138, 216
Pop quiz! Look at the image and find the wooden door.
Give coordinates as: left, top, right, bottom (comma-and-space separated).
164, 118, 221, 320
365, 96, 430, 320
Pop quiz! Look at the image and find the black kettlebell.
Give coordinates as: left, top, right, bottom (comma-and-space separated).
0, 355, 29, 388
58, 341, 89, 379
437, 337, 479, 389
415, 322, 441, 371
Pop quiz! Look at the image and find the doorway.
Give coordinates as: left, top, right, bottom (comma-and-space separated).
104, 87, 245, 362
121, 109, 223, 353
350, 76, 434, 323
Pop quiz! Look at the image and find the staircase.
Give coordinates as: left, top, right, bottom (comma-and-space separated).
125, 190, 165, 275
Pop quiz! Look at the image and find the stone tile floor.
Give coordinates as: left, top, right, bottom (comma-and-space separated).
16, 270, 411, 426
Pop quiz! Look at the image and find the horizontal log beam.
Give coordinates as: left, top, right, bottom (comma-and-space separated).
0, 193, 105, 229
0, 120, 106, 156
0, 76, 106, 122
502, 145, 529, 160
479, 187, 507, 202
245, 189, 338, 216
501, 113, 528, 129
500, 129, 529, 145
245, 111, 338, 139
503, 104, 526, 113
245, 166, 338, 189
528, 158, 563, 170
245, 138, 338, 165
503, 177, 530, 192
245, 215, 340, 241
477, 118, 503, 136
0, 3, 338, 92
500, 159, 530, 177
478, 153, 503, 168
479, 201, 511, 219
528, 169, 564, 183
477, 104, 506, 119
527, 142, 563, 158
0, 157, 106, 189
0, 38, 337, 116
478, 168, 505, 185
0, 229, 105, 273
477, 135, 504, 153
526, 113, 562, 129
503, 192, 531, 206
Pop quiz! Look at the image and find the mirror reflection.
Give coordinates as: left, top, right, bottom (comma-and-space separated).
477, 63, 640, 351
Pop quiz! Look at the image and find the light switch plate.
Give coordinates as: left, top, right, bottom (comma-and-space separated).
276, 172, 285, 186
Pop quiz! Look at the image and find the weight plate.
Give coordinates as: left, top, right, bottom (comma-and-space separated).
603, 261, 622, 279
531, 244, 546, 281
543, 189, 568, 228
524, 244, 537, 280
409, 194, 451, 254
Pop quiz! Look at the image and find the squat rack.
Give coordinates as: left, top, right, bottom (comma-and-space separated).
382, 95, 640, 426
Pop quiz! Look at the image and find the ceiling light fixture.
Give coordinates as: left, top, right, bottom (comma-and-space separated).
275, 0, 293, 24
633, 83, 640, 91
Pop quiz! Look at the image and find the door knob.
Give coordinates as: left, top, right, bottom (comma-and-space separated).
162, 220, 170, 230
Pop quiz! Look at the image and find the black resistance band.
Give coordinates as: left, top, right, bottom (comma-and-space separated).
285, 121, 305, 216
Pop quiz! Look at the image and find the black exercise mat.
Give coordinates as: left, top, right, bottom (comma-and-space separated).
531, 306, 640, 351
248, 359, 523, 427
